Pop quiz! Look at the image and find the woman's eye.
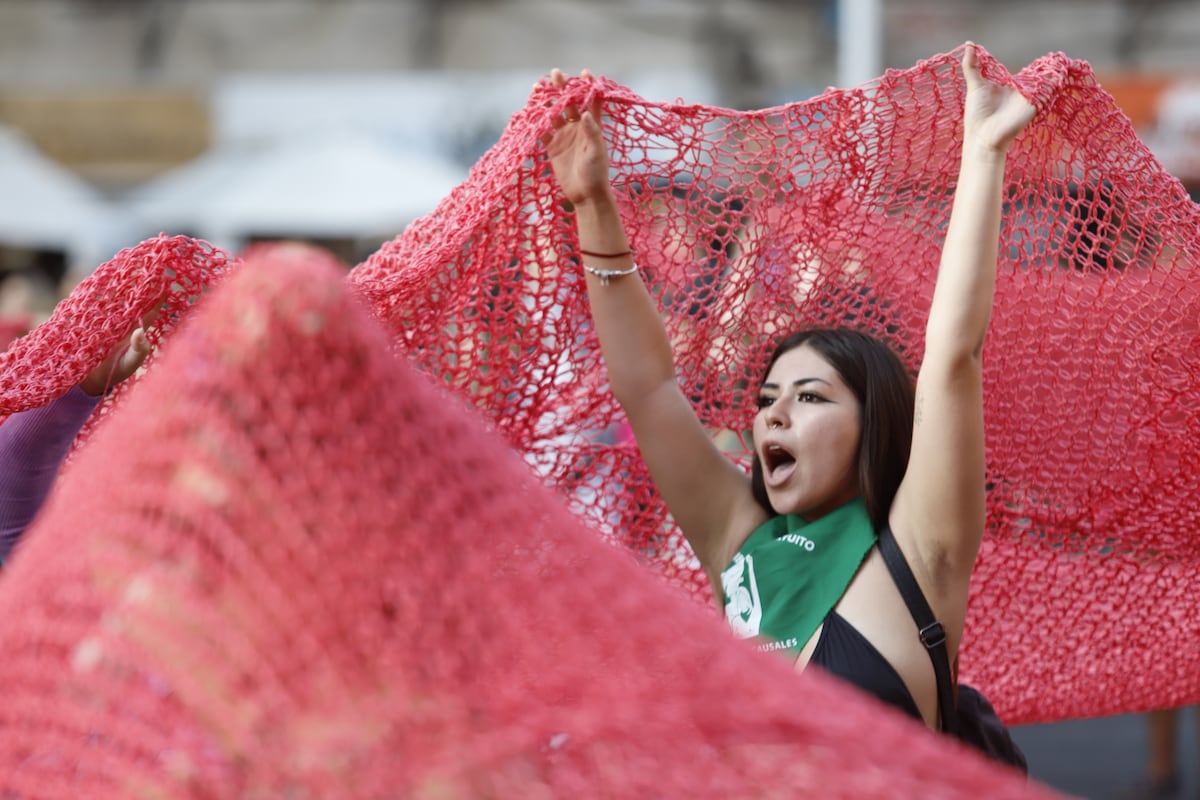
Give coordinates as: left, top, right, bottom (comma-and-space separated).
797, 392, 822, 403
756, 395, 775, 409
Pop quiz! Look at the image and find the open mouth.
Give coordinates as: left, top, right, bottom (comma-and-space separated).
762, 443, 797, 486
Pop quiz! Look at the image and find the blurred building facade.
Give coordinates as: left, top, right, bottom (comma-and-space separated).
2, 0, 1199, 188
1, 0, 1199, 279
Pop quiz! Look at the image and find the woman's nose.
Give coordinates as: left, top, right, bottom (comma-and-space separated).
764, 403, 788, 430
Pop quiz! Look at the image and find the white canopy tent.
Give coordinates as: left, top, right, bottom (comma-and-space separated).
0, 125, 129, 275
123, 145, 257, 239
126, 132, 467, 255
126, 69, 732, 258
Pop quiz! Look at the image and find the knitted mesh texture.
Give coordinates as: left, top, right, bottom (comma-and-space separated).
0, 47, 1193, 792
0, 244, 1056, 797
350, 45, 1200, 725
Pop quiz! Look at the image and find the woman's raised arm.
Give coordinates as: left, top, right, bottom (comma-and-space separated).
889, 45, 1035, 584
544, 71, 762, 578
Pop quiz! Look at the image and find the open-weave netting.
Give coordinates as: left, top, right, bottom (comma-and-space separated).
0, 45, 1196, 790
0, 246, 1056, 797
349, 44, 1200, 725
0, 235, 236, 426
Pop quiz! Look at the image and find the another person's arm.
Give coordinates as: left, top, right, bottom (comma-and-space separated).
0, 325, 151, 563
0, 387, 100, 561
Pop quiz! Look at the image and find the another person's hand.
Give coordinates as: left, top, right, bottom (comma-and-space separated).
543, 69, 612, 208
79, 319, 154, 398
960, 43, 1036, 156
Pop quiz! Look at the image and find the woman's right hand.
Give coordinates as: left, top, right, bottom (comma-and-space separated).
543, 69, 612, 208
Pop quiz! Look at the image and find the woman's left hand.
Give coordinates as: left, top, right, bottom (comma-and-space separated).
960, 43, 1036, 155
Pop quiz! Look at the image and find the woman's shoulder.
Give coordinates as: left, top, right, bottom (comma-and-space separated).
712, 499, 774, 572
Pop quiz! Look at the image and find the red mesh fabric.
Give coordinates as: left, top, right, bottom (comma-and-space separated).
0, 246, 1058, 797
0, 43, 1195, 761
350, 44, 1200, 725
0, 235, 237, 425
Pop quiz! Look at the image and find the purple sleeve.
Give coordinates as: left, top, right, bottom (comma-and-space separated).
0, 387, 100, 562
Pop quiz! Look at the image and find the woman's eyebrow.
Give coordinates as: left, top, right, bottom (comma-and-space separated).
760, 377, 833, 391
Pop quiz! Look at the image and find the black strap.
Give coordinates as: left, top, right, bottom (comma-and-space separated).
876, 526, 959, 736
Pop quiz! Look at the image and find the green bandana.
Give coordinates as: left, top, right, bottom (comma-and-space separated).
719, 498, 876, 656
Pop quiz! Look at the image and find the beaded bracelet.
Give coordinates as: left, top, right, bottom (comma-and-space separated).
583, 262, 640, 286
579, 246, 637, 285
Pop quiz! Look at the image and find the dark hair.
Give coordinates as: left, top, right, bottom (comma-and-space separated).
749, 328, 915, 531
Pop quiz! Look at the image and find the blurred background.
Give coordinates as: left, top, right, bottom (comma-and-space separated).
1, 2, 1198, 797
